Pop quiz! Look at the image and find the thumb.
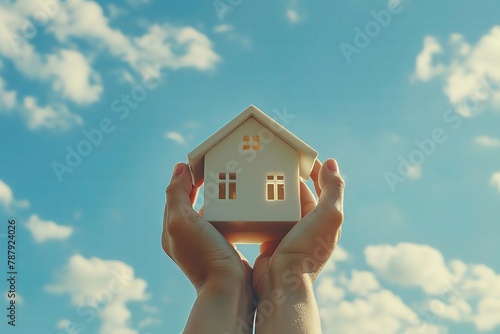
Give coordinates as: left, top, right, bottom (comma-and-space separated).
317, 158, 345, 227
164, 163, 199, 233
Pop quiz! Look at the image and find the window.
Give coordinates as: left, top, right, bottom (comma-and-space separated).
242, 135, 260, 150
267, 174, 285, 201
219, 172, 237, 200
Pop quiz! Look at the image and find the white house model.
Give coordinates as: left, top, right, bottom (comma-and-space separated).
188, 105, 318, 243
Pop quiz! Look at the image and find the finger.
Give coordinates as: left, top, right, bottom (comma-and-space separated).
310, 159, 322, 198
282, 159, 344, 252
190, 183, 200, 206
300, 180, 316, 218
318, 159, 345, 220
165, 163, 199, 229
260, 240, 281, 255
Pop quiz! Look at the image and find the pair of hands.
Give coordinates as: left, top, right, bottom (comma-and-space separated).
162, 158, 345, 332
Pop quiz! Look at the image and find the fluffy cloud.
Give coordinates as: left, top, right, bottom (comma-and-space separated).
316, 243, 500, 333
345, 270, 381, 296
46, 0, 220, 74
322, 245, 348, 272
286, 9, 299, 24
490, 172, 500, 192
0, 179, 29, 210
475, 135, 500, 148
318, 287, 445, 334
414, 36, 444, 82
413, 27, 500, 116
0, 0, 220, 132
45, 255, 149, 334
365, 243, 453, 295
23, 96, 83, 131
165, 131, 186, 145
214, 24, 233, 34
25, 214, 73, 242
0, 76, 17, 110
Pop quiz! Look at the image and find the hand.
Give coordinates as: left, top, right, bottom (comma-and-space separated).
162, 162, 254, 333
252, 158, 345, 333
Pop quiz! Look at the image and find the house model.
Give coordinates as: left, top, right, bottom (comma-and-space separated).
188, 105, 318, 243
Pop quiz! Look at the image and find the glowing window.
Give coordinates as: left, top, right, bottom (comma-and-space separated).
266, 174, 285, 201
219, 172, 236, 200
243, 135, 260, 150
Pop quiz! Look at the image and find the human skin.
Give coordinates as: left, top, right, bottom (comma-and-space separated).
252, 159, 345, 333
162, 158, 345, 334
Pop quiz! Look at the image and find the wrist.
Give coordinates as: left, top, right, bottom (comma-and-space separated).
196, 276, 255, 334
256, 267, 315, 301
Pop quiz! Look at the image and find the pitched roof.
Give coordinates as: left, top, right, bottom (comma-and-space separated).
188, 105, 318, 185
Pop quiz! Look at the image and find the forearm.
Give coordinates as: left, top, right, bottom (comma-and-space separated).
184, 278, 255, 334
255, 274, 322, 334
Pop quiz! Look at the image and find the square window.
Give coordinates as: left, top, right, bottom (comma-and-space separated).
229, 172, 236, 180
219, 172, 226, 180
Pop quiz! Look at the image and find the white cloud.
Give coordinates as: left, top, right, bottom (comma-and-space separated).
414, 36, 444, 82
317, 243, 500, 333
47, 49, 103, 105
138, 317, 161, 328
407, 164, 422, 179
0, 179, 29, 210
365, 243, 453, 295
490, 172, 500, 192
214, 24, 233, 34
4, 291, 23, 304
0, 0, 220, 132
345, 270, 381, 296
0, 179, 15, 209
46, 0, 220, 74
45, 255, 149, 334
475, 136, 500, 147
286, 9, 299, 24
107, 4, 127, 20
0, 76, 17, 110
212, 24, 251, 48
318, 287, 445, 334
413, 27, 500, 116
25, 214, 73, 243
23, 97, 83, 131
165, 131, 186, 145
322, 245, 348, 272
317, 277, 345, 303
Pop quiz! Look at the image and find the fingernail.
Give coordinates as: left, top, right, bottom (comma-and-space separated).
172, 163, 183, 177
326, 159, 339, 172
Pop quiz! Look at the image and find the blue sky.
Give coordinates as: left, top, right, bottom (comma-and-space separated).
1, 0, 500, 333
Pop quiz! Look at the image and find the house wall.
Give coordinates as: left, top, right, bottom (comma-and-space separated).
204, 117, 300, 222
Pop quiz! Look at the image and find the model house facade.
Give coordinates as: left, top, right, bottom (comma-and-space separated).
188, 105, 318, 243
